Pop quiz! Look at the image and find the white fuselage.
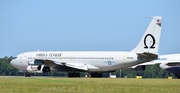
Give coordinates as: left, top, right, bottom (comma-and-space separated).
11, 51, 148, 72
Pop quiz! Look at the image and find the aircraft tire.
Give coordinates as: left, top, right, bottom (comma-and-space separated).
25, 72, 31, 77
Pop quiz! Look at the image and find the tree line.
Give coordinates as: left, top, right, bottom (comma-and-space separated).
0, 56, 174, 78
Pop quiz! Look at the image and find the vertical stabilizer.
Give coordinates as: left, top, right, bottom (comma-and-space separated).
131, 16, 162, 53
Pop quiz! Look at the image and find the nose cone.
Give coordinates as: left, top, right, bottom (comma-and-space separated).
10, 59, 17, 67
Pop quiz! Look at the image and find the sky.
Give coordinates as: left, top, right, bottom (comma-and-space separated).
0, 0, 180, 57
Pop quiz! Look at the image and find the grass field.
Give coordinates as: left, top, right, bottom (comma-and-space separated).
0, 77, 180, 93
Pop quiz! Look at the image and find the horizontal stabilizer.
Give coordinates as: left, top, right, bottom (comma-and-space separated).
138, 52, 158, 58
137, 52, 159, 62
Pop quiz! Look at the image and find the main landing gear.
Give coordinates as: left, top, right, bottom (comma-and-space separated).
25, 72, 31, 77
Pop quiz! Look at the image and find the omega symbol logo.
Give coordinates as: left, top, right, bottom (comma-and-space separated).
144, 34, 155, 49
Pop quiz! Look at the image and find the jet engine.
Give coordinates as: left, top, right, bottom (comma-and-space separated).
27, 64, 50, 73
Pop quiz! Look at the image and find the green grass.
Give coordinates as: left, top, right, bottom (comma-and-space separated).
0, 77, 180, 93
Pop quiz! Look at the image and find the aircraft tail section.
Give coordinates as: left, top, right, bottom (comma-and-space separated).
131, 16, 162, 54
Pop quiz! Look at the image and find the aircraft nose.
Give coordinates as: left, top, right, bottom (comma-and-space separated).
159, 63, 163, 68
10, 59, 17, 67
159, 63, 165, 69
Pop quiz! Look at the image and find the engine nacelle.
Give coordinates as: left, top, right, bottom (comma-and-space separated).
129, 65, 146, 71
27, 65, 50, 73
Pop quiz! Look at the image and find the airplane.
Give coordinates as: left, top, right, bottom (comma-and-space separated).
10, 16, 162, 77
159, 54, 180, 78
130, 53, 180, 78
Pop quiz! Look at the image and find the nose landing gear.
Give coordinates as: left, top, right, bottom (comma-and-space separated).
25, 72, 31, 77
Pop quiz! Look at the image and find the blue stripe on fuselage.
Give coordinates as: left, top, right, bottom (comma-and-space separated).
165, 67, 180, 73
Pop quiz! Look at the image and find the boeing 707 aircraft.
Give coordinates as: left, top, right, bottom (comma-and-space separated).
10, 16, 162, 77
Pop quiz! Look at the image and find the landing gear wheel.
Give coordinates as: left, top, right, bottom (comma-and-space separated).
25, 72, 31, 77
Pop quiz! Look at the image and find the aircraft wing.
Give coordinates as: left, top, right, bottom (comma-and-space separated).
54, 62, 100, 71
34, 59, 100, 71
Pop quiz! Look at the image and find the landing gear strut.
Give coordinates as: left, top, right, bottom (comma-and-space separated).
25, 72, 31, 77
